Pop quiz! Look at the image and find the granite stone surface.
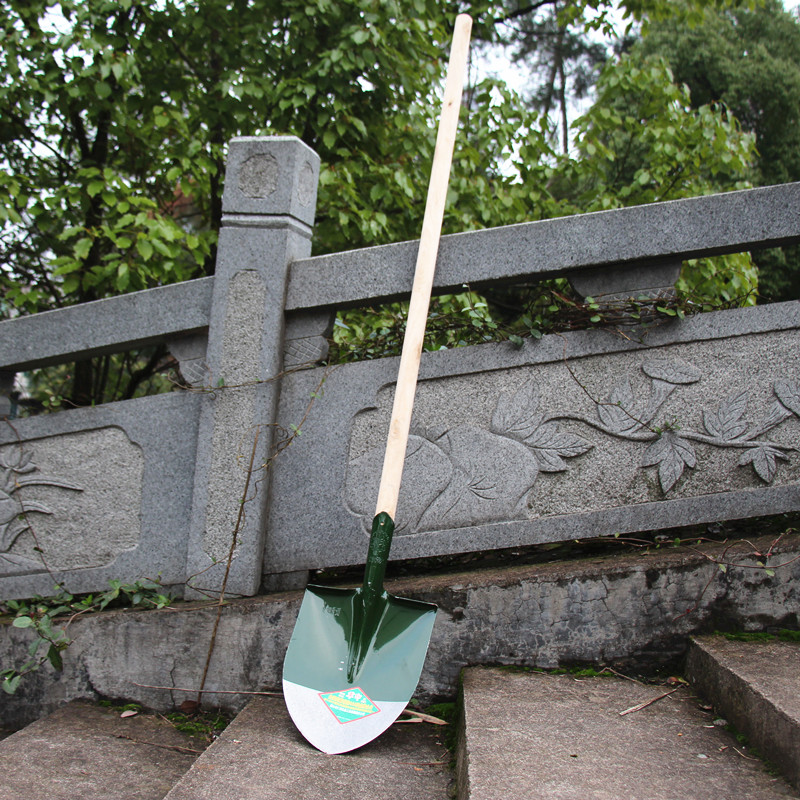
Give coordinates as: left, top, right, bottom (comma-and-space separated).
458, 668, 798, 800
286, 182, 800, 311
1, 136, 799, 603
1, 427, 143, 569
0, 277, 213, 373
264, 301, 800, 575
0, 391, 200, 599
184, 137, 320, 598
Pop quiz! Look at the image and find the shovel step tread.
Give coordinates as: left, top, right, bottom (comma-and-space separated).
165, 696, 451, 800
457, 667, 798, 800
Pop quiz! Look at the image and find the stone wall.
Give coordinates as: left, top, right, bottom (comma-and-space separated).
1, 135, 799, 600
266, 302, 800, 579
2, 533, 796, 728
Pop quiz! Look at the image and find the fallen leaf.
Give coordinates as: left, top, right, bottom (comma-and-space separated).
179, 700, 199, 715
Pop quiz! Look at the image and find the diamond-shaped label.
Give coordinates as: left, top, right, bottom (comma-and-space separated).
319, 687, 380, 724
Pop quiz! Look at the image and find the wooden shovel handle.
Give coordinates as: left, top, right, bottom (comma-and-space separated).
375, 14, 472, 519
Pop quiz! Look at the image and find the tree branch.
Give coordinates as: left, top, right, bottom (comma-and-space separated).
496, 0, 557, 25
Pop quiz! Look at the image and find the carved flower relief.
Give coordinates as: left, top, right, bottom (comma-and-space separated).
345, 357, 800, 534
345, 381, 592, 536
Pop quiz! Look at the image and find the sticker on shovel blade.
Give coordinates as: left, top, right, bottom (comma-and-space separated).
319, 688, 380, 724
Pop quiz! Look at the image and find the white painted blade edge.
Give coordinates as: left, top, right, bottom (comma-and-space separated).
283, 678, 408, 755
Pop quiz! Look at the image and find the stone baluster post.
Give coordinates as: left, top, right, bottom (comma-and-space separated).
185, 137, 319, 598
568, 260, 682, 310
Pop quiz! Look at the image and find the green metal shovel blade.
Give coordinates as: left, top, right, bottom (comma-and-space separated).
283, 514, 437, 754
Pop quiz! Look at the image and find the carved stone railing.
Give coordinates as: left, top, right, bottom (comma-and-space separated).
1, 135, 799, 600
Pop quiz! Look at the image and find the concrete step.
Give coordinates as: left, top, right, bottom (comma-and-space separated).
0, 700, 203, 800
163, 695, 451, 800
5, 648, 797, 800
686, 635, 800, 790
456, 666, 799, 800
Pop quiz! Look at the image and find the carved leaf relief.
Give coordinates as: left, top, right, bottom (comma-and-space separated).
524, 423, 593, 472
642, 358, 702, 385
739, 445, 789, 484
703, 392, 749, 441
775, 378, 800, 418
759, 399, 794, 433
413, 427, 541, 532
641, 431, 697, 493
597, 379, 642, 434
490, 381, 543, 439
0, 448, 83, 555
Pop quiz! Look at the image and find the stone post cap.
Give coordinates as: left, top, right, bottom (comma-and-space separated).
221, 136, 320, 226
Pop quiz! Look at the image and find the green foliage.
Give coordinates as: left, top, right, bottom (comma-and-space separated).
0, 0, 216, 314
636, 0, 800, 187
0, 0, 470, 404
539, 49, 758, 320
330, 290, 499, 362
617, 0, 760, 30
332, 46, 759, 360
677, 253, 758, 310
635, 0, 800, 301
1, 610, 70, 693
566, 54, 755, 207
422, 700, 458, 752
19, 345, 175, 414
0, 0, 769, 393
1, 578, 174, 694
721, 628, 800, 642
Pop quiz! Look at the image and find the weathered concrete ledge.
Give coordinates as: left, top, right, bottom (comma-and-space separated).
1, 533, 798, 729
164, 696, 449, 800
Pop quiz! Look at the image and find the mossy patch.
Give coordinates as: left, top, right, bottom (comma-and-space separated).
719, 629, 800, 643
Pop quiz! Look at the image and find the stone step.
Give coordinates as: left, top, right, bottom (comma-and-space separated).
163, 695, 451, 800
6, 648, 798, 800
0, 701, 203, 800
686, 635, 800, 790
5, 531, 800, 733
456, 666, 799, 800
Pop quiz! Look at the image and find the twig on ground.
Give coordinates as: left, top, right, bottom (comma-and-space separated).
398, 709, 449, 725
133, 681, 281, 697
112, 734, 203, 755
618, 687, 680, 716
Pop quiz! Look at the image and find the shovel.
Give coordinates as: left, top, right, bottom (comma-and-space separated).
282, 13, 472, 755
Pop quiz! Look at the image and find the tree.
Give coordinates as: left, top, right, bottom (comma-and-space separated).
0, 0, 467, 404
476, 0, 759, 152
0, 0, 765, 399
489, 0, 609, 153
1, 0, 487, 307
634, 0, 800, 300
334, 46, 758, 360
